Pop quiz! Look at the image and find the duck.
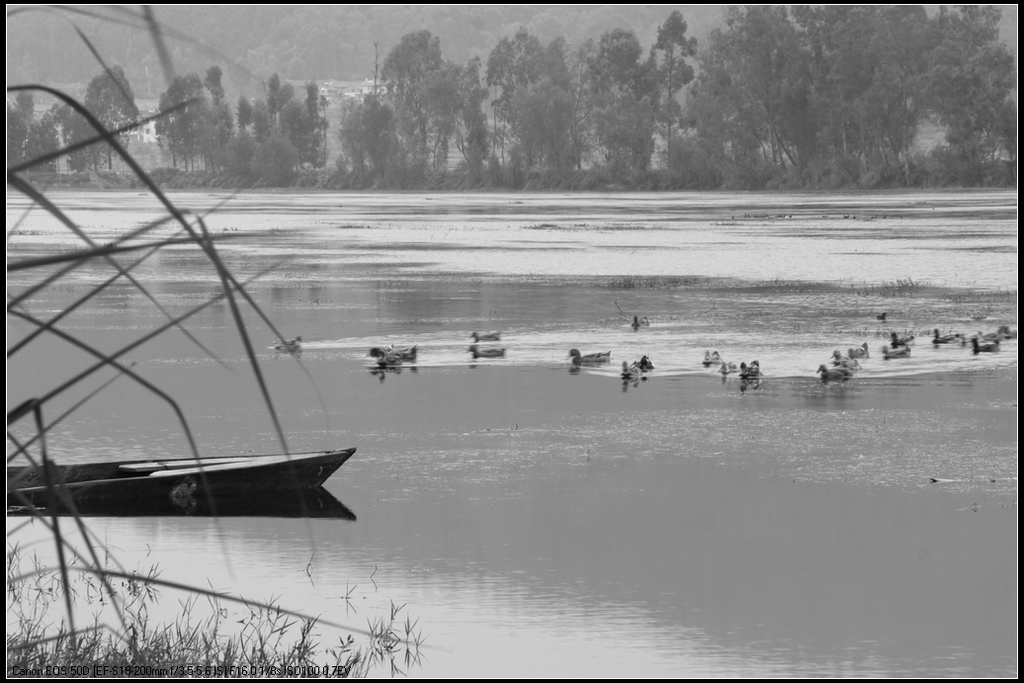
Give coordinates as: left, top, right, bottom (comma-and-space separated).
847, 342, 870, 359
719, 361, 738, 375
620, 361, 636, 379
702, 350, 722, 367
817, 364, 853, 381
274, 336, 302, 353
890, 332, 914, 348
374, 350, 405, 367
831, 350, 861, 371
629, 315, 651, 330
931, 329, 961, 345
739, 362, 761, 379
469, 344, 506, 359
980, 326, 1016, 342
882, 345, 911, 359
370, 345, 418, 361
971, 337, 1000, 354
629, 355, 655, 372
569, 349, 611, 365
471, 331, 501, 342
876, 312, 887, 322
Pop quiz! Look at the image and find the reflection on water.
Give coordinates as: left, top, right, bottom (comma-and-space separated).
6, 191, 1017, 677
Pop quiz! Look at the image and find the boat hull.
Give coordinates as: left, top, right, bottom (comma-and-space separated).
7, 449, 355, 513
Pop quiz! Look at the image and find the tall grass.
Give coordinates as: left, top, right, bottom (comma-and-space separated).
7, 6, 418, 675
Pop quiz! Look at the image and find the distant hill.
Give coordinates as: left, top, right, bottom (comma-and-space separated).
7, 6, 725, 101
9, 6, 1015, 104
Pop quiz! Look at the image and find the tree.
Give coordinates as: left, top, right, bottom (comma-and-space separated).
254, 134, 298, 184
589, 28, 659, 174
927, 5, 1016, 183
26, 108, 61, 172
452, 57, 489, 182
594, 91, 656, 175
514, 77, 574, 172
7, 93, 34, 167
204, 65, 226, 106
382, 30, 446, 172
862, 5, 932, 184
200, 66, 234, 172
251, 100, 272, 142
156, 73, 205, 170
654, 11, 697, 158
566, 39, 597, 171
338, 93, 396, 182
486, 28, 545, 164
52, 102, 96, 172
237, 96, 253, 131
684, 6, 812, 187
590, 29, 656, 102
84, 66, 139, 169
266, 73, 294, 131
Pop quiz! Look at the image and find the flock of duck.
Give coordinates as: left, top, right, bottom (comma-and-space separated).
271, 322, 1014, 383
812, 324, 1015, 382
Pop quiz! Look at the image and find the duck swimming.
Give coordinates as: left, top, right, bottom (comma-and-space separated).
831, 350, 861, 371
890, 332, 914, 348
629, 355, 655, 372
719, 361, 738, 375
471, 331, 501, 342
569, 349, 611, 365
374, 350, 405, 367
370, 345, 418, 361
817, 364, 853, 382
931, 329, 961, 345
882, 345, 911, 359
980, 326, 1016, 342
702, 350, 722, 367
971, 337, 1000, 354
739, 362, 762, 379
274, 336, 302, 353
847, 342, 870, 359
469, 344, 506, 359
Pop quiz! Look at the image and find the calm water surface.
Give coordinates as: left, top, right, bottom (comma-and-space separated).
7, 190, 1017, 677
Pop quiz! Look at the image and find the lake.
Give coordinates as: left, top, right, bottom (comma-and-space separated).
6, 189, 1018, 677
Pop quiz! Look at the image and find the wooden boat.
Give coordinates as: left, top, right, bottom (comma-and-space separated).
7, 448, 355, 512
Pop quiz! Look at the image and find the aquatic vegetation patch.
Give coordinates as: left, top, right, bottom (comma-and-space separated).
604, 275, 711, 290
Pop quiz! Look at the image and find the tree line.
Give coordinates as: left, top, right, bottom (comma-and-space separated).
8, 6, 1015, 190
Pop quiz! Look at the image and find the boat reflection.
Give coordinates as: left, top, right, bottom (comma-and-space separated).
8, 486, 356, 520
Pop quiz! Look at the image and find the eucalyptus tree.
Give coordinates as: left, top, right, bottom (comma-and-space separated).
6, 93, 34, 167
156, 73, 205, 170
589, 28, 658, 174
486, 27, 545, 166
926, 5, 1016, 183
452, 57, 489, 182
861, 5, 932, 184
685, 6, 812, 187
84, 65, 139, 169
381, 29, 445, 174
653, 11, 697, 163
